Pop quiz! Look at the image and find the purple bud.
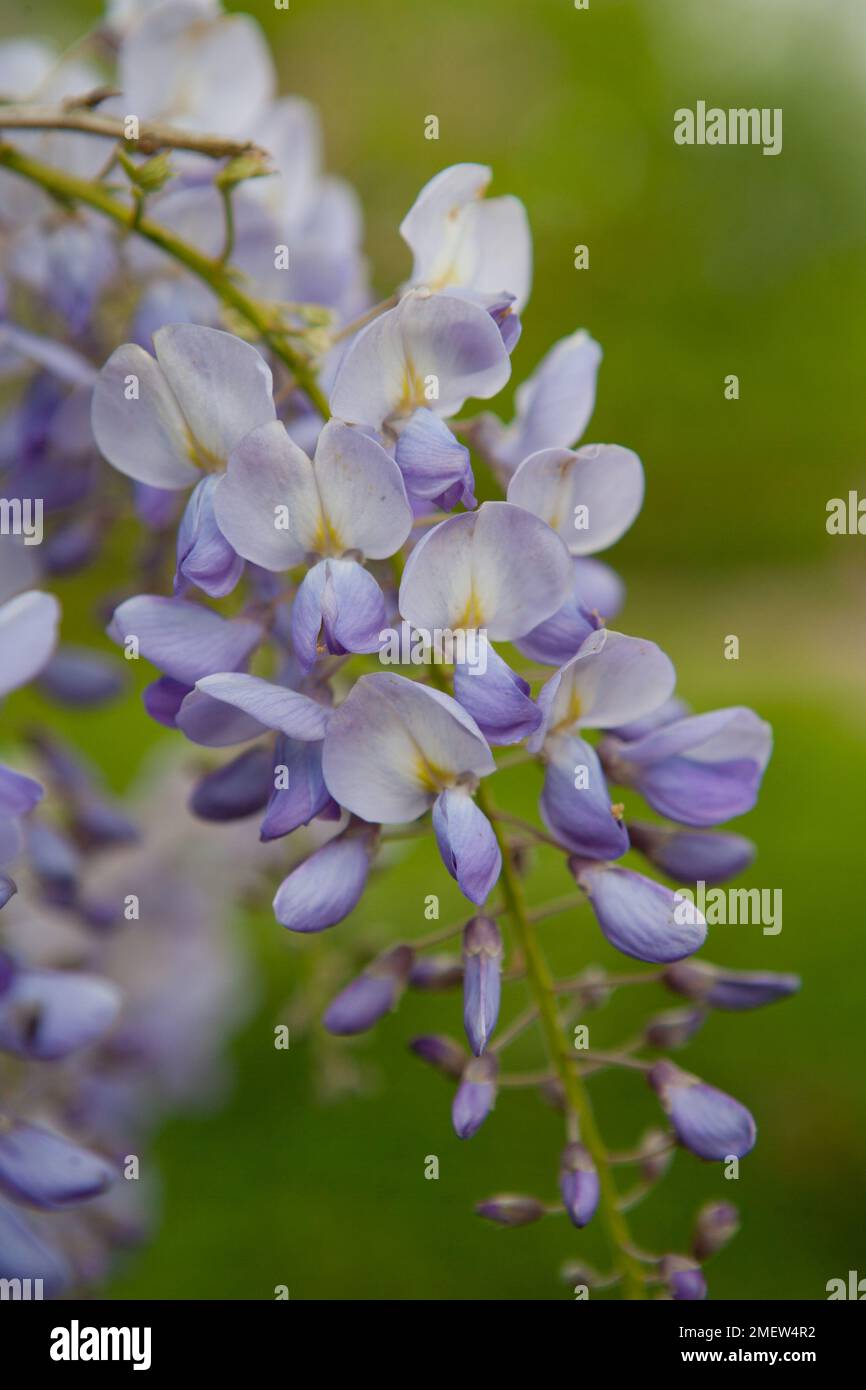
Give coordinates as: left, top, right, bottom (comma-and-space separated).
452, 1054, 498, 1139
475, 1194, 546, 1227
662, 960, 801, 1012
628, 821, 755, 885
560, 1259, 603, 1289
462, 915, 503, 1054
409, 1034, 467, 1079
648, 1060, 756, 1161
574, 964, 610, 1010
190, 746, 273, 822
26, 824, 80, 906
0, 965, 120, 1061
558, 1142, 601, 1228
408, 954, 464, 991
691, 1200, 740, 1261
273, 823, 377, 933
0, 1120, 115, 1209
323, 945, 414, 1036
644, 1006, 706, 1050
660, 1254, 707, 1301
37, 646, 126, 708
71, 796, 138, 849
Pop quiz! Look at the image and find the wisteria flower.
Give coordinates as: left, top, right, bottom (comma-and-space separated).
322, 673, 500, 904
400, 163, 532, 312
92, 324, 276, 490
330, 288, 511, 432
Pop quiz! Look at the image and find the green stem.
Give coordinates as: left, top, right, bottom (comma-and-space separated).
477, 782, 646, 1300
218, 183, 235, 267
0, 141, 330, 419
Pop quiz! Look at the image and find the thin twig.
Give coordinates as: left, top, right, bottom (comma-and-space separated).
0, 101, 267, 159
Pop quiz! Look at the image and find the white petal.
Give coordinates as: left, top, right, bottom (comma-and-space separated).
322, 672, 494, 824
0, 591, 60, 696
153, 325, 275, 467
330, 289, 511, 429
313, 421, 412, 558
540, 629, 676, 735
399, 501, 572, 640
213, 421, 322, 570
507, 444, 644, 555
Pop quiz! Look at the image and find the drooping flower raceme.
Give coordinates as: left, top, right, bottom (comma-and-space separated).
0, 0, 797, 1302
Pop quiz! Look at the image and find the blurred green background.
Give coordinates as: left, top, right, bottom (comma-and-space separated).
3, 0, 865, 1298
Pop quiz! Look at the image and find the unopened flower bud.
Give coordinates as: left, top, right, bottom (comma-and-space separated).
648, 1060, 756, 1161
577, 964, 611, 1009
475, 1193, 545, 1227
323, 945, 414, 1036
691, 1200, 740, 1261
408, 954, 463, 991
452, 1054, 498, 1139
662, 960, 800, 1011
638, 1128, 675, 1183
644, 1006, 705, 1049
462, 915, 503, 1054
558, 1142, 600, 1229
659, 1254, 707, 1301
409, 1034, 467, 1079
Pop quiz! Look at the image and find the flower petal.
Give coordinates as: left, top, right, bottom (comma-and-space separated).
91, 341, 200, 489
394, 408, 475, 508
323, 945, 413, 1035
479, 330, 602, 476
322, 672, 494, 824
313, 419, 413, 557
214, 420, 321, 570
400, 164, 531, 309
606, 708, 772, 826
399, 500, 572, 640
260, 737, 337, 840
0, 1200, 71, 1295
273, 827, 374, 932
540, 735, 629, 859
191, 673, 330, 741
0, 590, 60, 697
572, 860, 707, 963
532, 629, 676, 745
462, 915, 502, 1054
152, 323, 275, 464
516, 557, 624, 667
433, 787, 501, 905
175, 475, 243, 598
107, 596, 262, 685
452, 637, 541, 745
291, 558, 387, 672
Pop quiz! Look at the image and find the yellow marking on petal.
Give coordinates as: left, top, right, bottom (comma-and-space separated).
552, 688, 582, 735
185, 428, 223, 474
310, 511, 343, 556
454, 587, 486, 631
398, 354, 427, 413
413, 752, 455, 796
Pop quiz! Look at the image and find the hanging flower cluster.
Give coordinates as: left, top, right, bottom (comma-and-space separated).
0, 0, 799, 1299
